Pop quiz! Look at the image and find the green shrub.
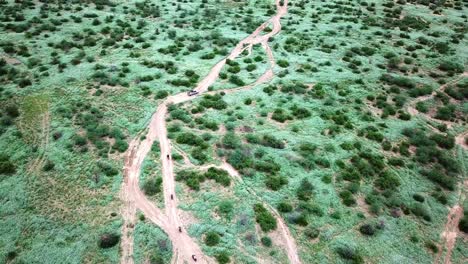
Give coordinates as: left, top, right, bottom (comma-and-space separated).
459, 216, 468, 233
98, 162, 118, 176
215, 251, 230, 264
339, 190, 356, 206
297, 178, 314, 201
5, 104, 20, 118
277, 59, 289, 68
260, 134, 285, 149
425, 241, 438, 253
176, 132, 206, 148
253, 203, 277, 232
305, 227, 320, 239
261, 236, 272, 247
176, 170, 203, 191
229, 75, 245, 86
438, 61, 463, 73
271, 108, 290, 123
155, 90, 169, 99
375, 170, 400, 190
143, 178, 162, 195
0, 155, 16, 175
435, 105, 456, 121
204, 231, 220, 246
218, 200, 234, 217
113, 139, 128, 152
222, 132, 241, 149
98, 233, 120, 248
149, 254, 164, 264
265, 175, 288, 190
205, 167, 231, 187
277, 201, 293, 213
410, 203, 432, 222
412, 193, 425, 203
291, 213, 308, 226
42, 160, 55, 171
336, 246, 363, 263
359, 224, 375, 236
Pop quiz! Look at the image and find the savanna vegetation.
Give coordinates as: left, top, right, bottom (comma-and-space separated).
0, 0, 466, 263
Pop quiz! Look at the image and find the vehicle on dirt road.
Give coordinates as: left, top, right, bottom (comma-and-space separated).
187, 90, 199, 96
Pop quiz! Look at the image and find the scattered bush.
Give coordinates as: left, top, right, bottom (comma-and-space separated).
459, 215, 468, 233
410, 203, 432, 222
215, 251, 230, 264
143, 178, 162, 195
204, 231, 220, 246
297, 178, 314, 201
261, 236, 272, 247
98, 233, 120, 248
359, 224, 376, 236
336, 246, 363, 263
253, 203, 277, 232
304, 226, 320, 239
277, 201, 293, 213
412, 193, 425, 203
0, 155, 16, 175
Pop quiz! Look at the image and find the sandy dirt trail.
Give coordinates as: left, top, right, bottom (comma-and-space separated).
406, 73, 468, 264
120, 1, 299, 264
407, 72, 467, 129
434, 179, 467, 264
197, 157, 301, 264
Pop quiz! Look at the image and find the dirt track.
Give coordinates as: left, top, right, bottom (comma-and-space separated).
405, 73, 467, 264
406, 72, 467, 129
434, 180, 466, 264
120, 1, 300, 264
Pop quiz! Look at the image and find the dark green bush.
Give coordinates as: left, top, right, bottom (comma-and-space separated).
42, 160, 55, 171
297, 178, 314, 201
410, 203, 432, 221
265, 175, 288, 190
359, 224, 375, 236
143, 178, 162, 195
205, 167, 231, 187
218, 200, 233, 217
261, 236, 272, 247
336, 246, 363, 264
176, 132, 207, 148
204, 231, 220, 246
277, 60, 289, 68
253, 203, 277, 232
459, 216, 468, 233
305, 226, 320, 239
98, 233, 120, 248
0, 155, 16, 175
277, 201, 293, 213
412, 193, 425, 203
375, 170, 400, 190
215, 251, 230, 264
222, 132, 241, 149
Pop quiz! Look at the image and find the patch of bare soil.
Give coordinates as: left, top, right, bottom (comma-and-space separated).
356, 196, 371, 217
455, 131, 467, 150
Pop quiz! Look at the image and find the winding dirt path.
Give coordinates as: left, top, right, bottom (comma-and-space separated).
195, 159, 301, 264
407, 72, 467, 129
406, 73, 468, 264
434, 180, 467, 264
120, 1, 299, 264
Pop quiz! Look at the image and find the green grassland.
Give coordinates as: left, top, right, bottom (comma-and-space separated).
0, 0, 467, 263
